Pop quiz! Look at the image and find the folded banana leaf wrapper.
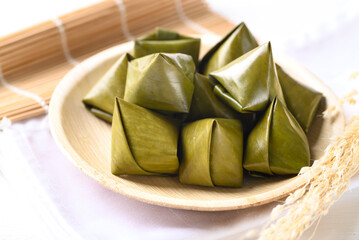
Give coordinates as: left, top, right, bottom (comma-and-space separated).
134, 27, 201, 64
276, 65, 322, 132
210, 42, 286, 114
79, 24, 323, 185
179, 118, 243, 187
199, 23, 258, 75
244, 98, 310, 175
111, 98, 180, 175
187, 73, 256, 136
124, 52, 196, 114
201, 23, 322, 132
82, 53, 132, 122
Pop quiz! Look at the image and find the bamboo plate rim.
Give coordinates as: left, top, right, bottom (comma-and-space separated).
49, 36, 345, 211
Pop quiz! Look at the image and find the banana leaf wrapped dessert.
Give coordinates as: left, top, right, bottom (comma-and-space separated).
199, 22, 322, 131
199, 22, 258, 75
243, 98, 310, 175
124, 53, 195, 113
134, 27, 201, 63
210, 42, 286, 113
276, 65, 322, 132
111, 97, 180, 175
187, 73, 241, 120
187, 73, 256, 135
83, 53, 132, 122
179, 118, 243, 187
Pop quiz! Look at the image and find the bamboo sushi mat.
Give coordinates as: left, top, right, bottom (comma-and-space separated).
0, 0, 234, 122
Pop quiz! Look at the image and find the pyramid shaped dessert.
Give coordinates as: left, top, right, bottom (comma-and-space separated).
244, 98, 310, 175
124, 53, 195, 113
111, 98, 180, 175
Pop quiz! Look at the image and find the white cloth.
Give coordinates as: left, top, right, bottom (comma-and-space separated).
0, 116, 274, 240
2, 0, 359, 239
2, 115, 359, 240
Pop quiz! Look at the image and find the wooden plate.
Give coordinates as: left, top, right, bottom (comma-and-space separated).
49, 36, 345, 211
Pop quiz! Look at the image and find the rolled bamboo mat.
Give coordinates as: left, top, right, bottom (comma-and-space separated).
0, 0, 234, 122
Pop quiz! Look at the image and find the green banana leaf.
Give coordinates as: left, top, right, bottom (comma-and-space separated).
187, 73, 241, 120
179, 118, 243, 187
276, 65, 322, 132
90, 108, 113, 123
124, 53, 195, 113
210, 42, 286, 113
199, 22, 322, 131
83, 53, 132, 121
199, 22, 258, 75
187, 73, 256, 135
134, 27, 201, 63
243, 98, 310, 175
111, 98, 180, 176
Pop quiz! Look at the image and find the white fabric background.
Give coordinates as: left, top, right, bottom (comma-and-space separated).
1, 0, 359, 239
